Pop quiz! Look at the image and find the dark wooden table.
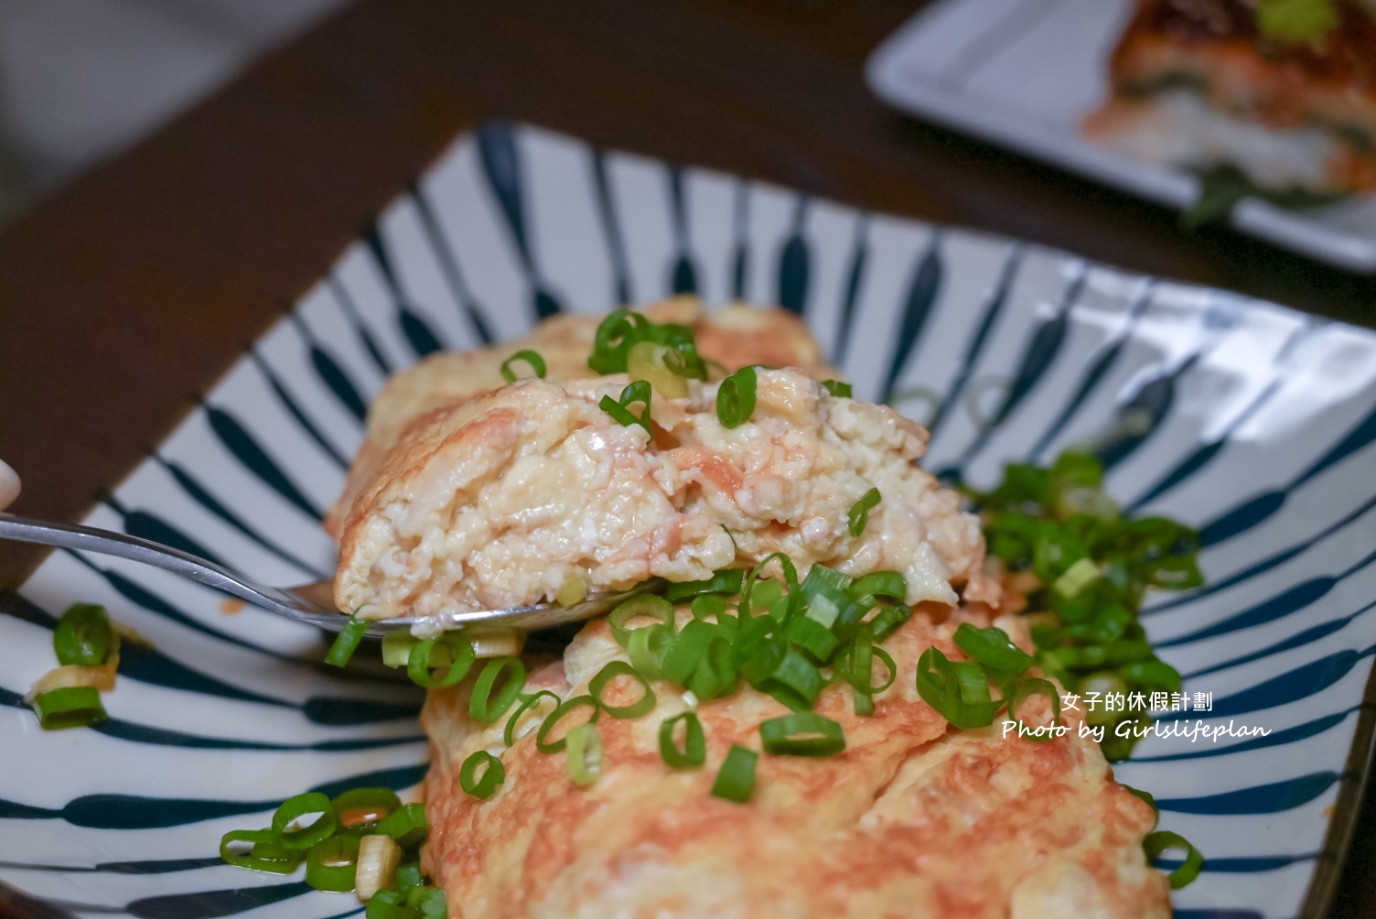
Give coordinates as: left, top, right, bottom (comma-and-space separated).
1, 1, 1372, 915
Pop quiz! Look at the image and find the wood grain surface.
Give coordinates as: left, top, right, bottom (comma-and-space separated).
0, 1, 1371, 915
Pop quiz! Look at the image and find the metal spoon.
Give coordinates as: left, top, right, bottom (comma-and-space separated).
0, 461, 648, 638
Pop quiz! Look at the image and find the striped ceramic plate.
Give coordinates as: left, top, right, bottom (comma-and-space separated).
2, 122, 1374, 919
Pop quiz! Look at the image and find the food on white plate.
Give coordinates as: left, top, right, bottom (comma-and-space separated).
332, 365, 991, 621
1083, 0, 1376, 197
421, 606, 1169, 919
270, 301, 1193, 917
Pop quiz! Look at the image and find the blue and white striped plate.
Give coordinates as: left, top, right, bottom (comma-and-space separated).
3, 122, 1374, 919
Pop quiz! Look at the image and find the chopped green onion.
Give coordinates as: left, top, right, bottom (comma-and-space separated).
500, 349, 547, 382
459, 751, 506, 800
659, 712, 706, 768
665, 569, 745, 603
661, 619, 714, 686
1118, 659, 1182, 693
406, 633, 476, 688
590, 660, 657, 718
759, 712, 845, 756
305, 835, 360, 891
54, 603, 112, 667
849, 571, 906, 603
272, 792, 337, 851
1053, 557, 1100, 598
865, 604, 912, 643
536, 695, 600, 754
609, 594, 675, 647
786, 616, 839, 663
758, 648, 823, 711
365, 889, 406, 919
600, 380, 653, 433
355, 834, 402, 900
381, 632, 417, 668
847, 487, 882, 538
408, 885, 448, 919
375, 803, 429, 849
842, 632, 898, 695
1256, 0, 1338, 43
325, 615, 369, 668
687, 635, 739, 700
716, 365, 758, 428
589, 309, 650, 373
394, 861, 424, 892
690, 593, 726, 620
470, 657, 527, 723
798, 563, 852, 609
219, 828, 302, 874
1008, 677, 1061, 741
916, 647, 1004, 729
31, 686, 106, 730
740, 552, 799, 619
626, 624, 672, 680
1144, 830, 1205, 889
711, 744, 758, 803
821, 379, 852, 398
627, 340, 689, 397
503, 690, 560, 747
332, 787, 402, 835
565, 722, 603, 786
953, 624, 1034, 675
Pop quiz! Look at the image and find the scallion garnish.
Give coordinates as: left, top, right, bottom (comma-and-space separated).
272, 792, 337, 851
375, 803, 429, 849
503, 690, 560, 747
354, 835, 402, 901
469, 656, 527, 723
219, 828, 302, 874
499, 349, 547, 382
916, 647, 1004, 729
589, 660, 657, 718
53, 603, 112, 667
953, 623, 1034, 675
305, 835, 360, 892
626, 624, 673, 680
588, 310, 707, 379
565, 722, 603, 787
821, 379, 852, 398
31, 686, 107, 730
849, 570, 906, 603
846, 487, 882, 538
659, 711, 706, 768
600, 380, 654, 434
966, 450, 1203, 760
665, 568, 746, 603
1144, 830, 1205, 889
332, 787, 401, 836
609, 594, 675, 646
716, 365, 758, 429
758, 648, 823, 711
536, 694, 600, 754
459, 750, 506, 800
711, 744, 758, 803
380, 631, 416, 669
759, 712, 845, 757
325, 614, 369, 668
406, 633, 476, 688
627, 340, 690, 397
660, 619, 714, 686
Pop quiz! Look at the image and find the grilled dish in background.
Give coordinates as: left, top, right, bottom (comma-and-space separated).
1084, 0, 1376, 221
